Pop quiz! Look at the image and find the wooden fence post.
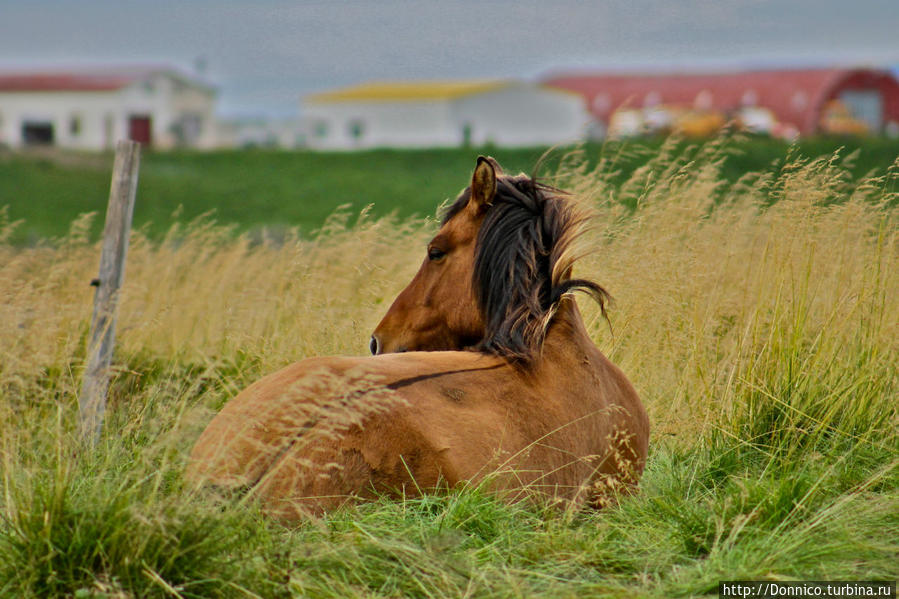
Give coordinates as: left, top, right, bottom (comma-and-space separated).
79, 140, 140, 443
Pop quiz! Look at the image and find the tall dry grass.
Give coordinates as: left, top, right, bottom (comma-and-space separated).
3, 143, 893, 428
559, 139, 897, 443
0, 139, 896, 597
0, 207, 430, 403
1, 138, 896, 463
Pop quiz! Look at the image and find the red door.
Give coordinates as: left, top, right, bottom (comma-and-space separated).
128, 115, 152, 146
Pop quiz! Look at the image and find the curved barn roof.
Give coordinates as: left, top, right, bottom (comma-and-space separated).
543, 68, 899, 134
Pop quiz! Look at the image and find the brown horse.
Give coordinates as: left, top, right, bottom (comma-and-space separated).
187, 157, 649, 522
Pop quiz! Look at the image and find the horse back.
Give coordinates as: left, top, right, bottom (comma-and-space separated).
187, 345, 646, 519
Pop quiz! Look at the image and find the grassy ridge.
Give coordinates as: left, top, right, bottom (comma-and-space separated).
1, 136, 897, 244
0, 140, 896, 597
0, 146, 548, 245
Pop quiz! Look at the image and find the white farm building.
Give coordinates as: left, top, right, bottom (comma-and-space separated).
0, 66, 217, 150
303, 80, 590, 149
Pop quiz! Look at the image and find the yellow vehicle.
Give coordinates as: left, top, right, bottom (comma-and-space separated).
673, 110, 726, 138
819, 100, 869, 136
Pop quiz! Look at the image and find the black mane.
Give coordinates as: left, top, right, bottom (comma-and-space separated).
444, 175, 611, 363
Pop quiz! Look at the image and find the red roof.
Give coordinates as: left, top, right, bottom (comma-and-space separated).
0, 66, 212, 93
543, 68, 899, 134
0, 73, 139, 92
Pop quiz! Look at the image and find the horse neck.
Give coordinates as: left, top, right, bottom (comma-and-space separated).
541, 297, 597, 360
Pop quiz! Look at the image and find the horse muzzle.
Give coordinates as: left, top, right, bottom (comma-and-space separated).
369, 334, 409, 355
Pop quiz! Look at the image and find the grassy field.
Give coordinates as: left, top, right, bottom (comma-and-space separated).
0, 138, 897, 597
1, 136, 897, 245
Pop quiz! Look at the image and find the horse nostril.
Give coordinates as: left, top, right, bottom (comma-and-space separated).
369, 335, 380, 355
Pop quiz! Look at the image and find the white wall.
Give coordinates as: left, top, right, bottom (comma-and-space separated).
452, 84, 589, 147
0, 90, 116, 149
217, 118, 304, 148
304, 100, 454, 149
301, 82, 590, 150
0, 71, 216, 150
152, 73, 217, 148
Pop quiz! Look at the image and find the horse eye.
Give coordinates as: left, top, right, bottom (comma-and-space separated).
427, 246, 447, 261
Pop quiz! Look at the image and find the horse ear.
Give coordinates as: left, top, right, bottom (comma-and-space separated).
470, 156, 502, 210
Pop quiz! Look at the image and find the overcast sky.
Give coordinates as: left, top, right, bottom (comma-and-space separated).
1, 0, 897, 118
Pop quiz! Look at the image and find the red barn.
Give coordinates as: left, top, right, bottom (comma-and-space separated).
543, 68, 899, 136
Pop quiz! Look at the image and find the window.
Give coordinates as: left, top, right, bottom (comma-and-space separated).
741, 89, 758, 106
643, 91, 661, 108
348, 119, 365, 141
70, 114, 82, 136
314, 120, 329, 138
461, 123, 473, 147
694, 90, 713, 111
172, 113, 203, 146
22, 121, 55, 145
592, 93, 611, 113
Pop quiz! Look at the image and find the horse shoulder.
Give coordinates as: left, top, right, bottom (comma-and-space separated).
560, 344, 649, 487
586, 347, 649, 463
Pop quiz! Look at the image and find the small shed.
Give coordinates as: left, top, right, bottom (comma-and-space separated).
303, 80, 590, 149
0, 66, 217, 150
543, 68, 899, 136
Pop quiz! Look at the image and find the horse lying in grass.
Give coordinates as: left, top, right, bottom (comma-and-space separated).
187, 157, 649, 522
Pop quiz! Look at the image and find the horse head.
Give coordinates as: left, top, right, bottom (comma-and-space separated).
371, 156, 610, 362
370, 156, 498, 355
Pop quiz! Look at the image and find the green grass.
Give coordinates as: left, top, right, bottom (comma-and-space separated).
0, 146, 547, 245
2, 391, 894, 598
1, 136, 897, 244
